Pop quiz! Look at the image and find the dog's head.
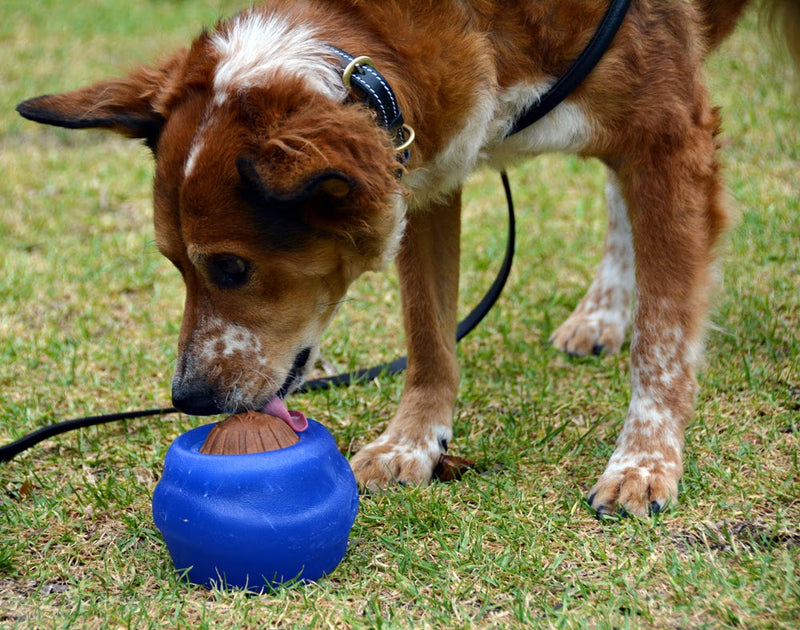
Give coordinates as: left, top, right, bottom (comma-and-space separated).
17, 11, 406, 420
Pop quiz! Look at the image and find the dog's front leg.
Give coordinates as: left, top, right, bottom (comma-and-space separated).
588, 105, 727, 516
350, 190, 462, 490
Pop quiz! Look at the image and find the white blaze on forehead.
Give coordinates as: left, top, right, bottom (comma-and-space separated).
210, 12, 347, 106
184, 138, 205, 178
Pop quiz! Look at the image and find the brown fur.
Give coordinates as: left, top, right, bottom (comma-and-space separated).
16, 0, 798, 516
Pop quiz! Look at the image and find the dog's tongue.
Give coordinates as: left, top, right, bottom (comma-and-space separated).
261, 396, 308, 432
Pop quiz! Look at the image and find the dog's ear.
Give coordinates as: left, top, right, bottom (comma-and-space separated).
237, 157, 356, 244
16, 50, 187, 148
237, 157, 353, 205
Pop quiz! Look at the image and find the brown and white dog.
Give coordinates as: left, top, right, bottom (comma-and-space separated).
17, 1, 799, 516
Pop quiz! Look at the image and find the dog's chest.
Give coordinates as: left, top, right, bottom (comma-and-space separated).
404, 81, 593, 205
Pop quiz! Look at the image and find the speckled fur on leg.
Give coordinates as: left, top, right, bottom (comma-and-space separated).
588, 84, 728, 516
550, 169, 634, 357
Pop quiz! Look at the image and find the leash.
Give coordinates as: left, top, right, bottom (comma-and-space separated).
1, 0, 630, 462
507, 0, 631, 135
0, 172, 515, 463
0, 408, 178, 463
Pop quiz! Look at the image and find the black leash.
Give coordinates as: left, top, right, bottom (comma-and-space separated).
2, 0, 631, 462
0, 408, 178, 463
507, 0, 631, 135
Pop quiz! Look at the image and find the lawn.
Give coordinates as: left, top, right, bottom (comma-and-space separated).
1, 1, 798, 628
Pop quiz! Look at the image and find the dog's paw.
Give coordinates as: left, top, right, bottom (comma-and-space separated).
349, 426, 450, 491
550, 307, 628, 357
587, 457, 680, 518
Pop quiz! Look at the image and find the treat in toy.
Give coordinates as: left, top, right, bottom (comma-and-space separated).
152, 413, 358, 592
199, 411, 299, 455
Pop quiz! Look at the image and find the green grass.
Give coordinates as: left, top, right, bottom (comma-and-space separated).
1, 2, 798, 628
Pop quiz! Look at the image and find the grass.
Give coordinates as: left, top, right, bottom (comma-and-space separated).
1, 1, 798, 627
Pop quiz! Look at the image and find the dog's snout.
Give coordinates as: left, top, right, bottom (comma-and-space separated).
171, 380, 222, 416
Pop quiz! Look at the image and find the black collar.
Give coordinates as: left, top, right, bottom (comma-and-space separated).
507, 0, 631, 136
327, 46, 413, 164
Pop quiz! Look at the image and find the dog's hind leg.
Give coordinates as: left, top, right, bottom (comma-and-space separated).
550, 167, 634, 357
587, 98, 728, 517
350, 190, 462, 490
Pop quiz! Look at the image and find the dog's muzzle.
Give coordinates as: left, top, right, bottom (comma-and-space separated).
171, 347, 313, 416
171, 377, 220, 416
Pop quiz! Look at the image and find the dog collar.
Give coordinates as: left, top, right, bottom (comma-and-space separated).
327, 46, 414, 165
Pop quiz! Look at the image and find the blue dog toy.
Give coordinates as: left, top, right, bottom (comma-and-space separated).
152, 413, 358, 592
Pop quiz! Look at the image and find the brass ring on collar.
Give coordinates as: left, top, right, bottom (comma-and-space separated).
395, 124, 416, 153
342, 55, 375, 89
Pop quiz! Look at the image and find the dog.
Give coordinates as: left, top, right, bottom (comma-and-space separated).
17, 0, 799, 517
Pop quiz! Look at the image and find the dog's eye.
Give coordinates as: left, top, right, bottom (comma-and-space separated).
207, 255, 251, 289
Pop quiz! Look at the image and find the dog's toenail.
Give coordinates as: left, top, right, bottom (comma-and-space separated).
592, 344, 605, 356
595, 505, 611, 520
650, 501, 662, 515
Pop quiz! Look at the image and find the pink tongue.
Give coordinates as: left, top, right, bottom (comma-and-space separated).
261, 396, 308, 432
287, 410, 309, 432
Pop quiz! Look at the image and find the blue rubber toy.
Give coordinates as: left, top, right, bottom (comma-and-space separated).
152, 418, 358, 592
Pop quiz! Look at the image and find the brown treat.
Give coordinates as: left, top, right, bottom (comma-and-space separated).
432, 454, 477, 482
200, 411, 299, 455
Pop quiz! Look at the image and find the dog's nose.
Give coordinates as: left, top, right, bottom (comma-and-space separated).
171, 381, 222, 416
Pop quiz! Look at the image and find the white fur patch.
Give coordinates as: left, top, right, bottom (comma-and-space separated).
484, 81, 593, 167
379, 192, 408, 268
602, 450, 680, 476
585, 173, 635, 327
403, 84, 497, 206
184, 138, 205, 178
368, 424, 452, 467
622, 397, 674, 440
210, 11, 347, 106
185, 12, 348, 178
405, 80, 593, 205
601, 174, 634, 281
196, 317, 267, 368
